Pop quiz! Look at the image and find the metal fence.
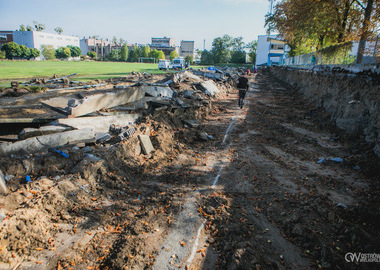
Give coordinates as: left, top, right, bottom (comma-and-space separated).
282, 37, 380, 66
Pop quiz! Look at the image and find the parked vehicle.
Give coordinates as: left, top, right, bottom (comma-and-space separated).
172, 57, 186, 70
158, 59, 171, 70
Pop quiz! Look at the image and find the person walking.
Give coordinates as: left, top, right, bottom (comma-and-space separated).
237, 74, 249, 109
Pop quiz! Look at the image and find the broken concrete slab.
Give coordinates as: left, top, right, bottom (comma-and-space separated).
0, 128, 95, 155
197, 80, 220, 96
173, 71, 202, 84
142, 85, 173, 98
138, 135, 154, 155
0, 170, 7, 194
57, 113, 141, 133
42, 87, 145, 117
18, 126, 71, 140
95, 133, 111, 143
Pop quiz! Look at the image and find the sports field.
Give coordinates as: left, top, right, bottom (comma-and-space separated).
0, 61, 172, 87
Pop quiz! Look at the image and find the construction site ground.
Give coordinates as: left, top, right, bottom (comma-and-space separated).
0, 71, 379, 270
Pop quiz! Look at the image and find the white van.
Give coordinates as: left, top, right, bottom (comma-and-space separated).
158, 59, 171, 70
172, 57, 186, 69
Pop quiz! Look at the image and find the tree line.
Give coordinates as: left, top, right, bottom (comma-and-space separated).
200, 35, 257, 65
0, 42, 82, 60
265, 0, 379, 62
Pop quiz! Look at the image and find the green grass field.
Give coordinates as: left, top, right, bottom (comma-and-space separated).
0, 60, 176, 87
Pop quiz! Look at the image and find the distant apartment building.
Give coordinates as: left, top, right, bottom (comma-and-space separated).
80, 37, 121, 58
0, 31, 14, 48
12, 31, 80, 51
150, 37, 178, 59
151, 37, 175, 48
179, 40, 195, 58
255, 35, 289, 66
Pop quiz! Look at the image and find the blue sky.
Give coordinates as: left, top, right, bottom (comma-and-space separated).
0, 0, 271, 50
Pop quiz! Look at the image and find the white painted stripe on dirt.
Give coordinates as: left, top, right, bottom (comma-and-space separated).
186, 222, 205, 265
212, 166, 223, 188
222, 116, 236, 144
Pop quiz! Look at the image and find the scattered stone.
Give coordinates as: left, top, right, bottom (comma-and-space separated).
96, 133, 111, 143
183, 89, 193, 98
138, 135, 154, 155
0, 213, 6, 222
4, 175, 14, 181
184, 120, 201, 128
0, 170, 7, 193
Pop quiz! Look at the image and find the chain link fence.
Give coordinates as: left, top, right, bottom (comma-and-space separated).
282, 37, 380, 66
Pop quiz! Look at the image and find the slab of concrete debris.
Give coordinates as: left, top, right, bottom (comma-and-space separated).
0, 128, 95, 155
0, 170, 7, 194
18, 126, 71, 140
138, 135, 154, 155
197, 80, 220, 96
42, 87, 145, 117
142, 85, 173, 98
57, 113, 141, 133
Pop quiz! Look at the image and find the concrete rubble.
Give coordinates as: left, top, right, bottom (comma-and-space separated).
0, 69, 233, 157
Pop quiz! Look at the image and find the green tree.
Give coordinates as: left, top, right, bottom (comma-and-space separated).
185, 55, 193, 65
113, 36, 118, 45
41, 45, 56, 60
120, 44, 129, 61
19, 25, 26, 31
211, 35, 232, 63
129, 46, 142, 62
87, 51, 97, 59
170, 50, 179, 61
107, 49, 121, 61
67, 46, 81, 57
142, 45, 151, 58
157, 50, 165, 60
201, 50, 214, 65
26, 25, 33, 31
150, 49, 159, 59
30, 48, 40, 59
230, 51, 246, 64
33, 21, 46, 32
246, 41, 257, 64
55, 47, 71, 59
0, 50, 5, 59
1, 42, 22, 59
19, 45, 31, 59
54, 27, 63, 35
231, 36, 245, 51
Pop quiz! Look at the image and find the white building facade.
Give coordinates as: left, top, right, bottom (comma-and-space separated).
13, 31, 80, 51
255, 35, 289, 66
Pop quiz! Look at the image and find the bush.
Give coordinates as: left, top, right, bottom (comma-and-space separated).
28, 86, 43, 92
107, 49, 121, 61
87, 51, 97, 59
56, 47, 71, 59
41, 45, 56, 60
67, 46, 81, 57
20, 45, 31, 59
30, 48, 40, 59
1, 42, 22, 59
185, 55, 194, 65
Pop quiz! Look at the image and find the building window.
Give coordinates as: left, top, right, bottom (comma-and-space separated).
39, 35, 44, 38
66, 38, 71, 41
0, 34, 7, 41
47, 36, 53, 39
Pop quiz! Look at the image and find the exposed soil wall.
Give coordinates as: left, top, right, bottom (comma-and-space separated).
269, 66, 380, 157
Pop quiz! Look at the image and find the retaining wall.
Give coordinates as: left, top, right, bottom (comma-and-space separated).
269, 66, 380, 157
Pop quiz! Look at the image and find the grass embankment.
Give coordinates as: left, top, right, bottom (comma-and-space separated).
0, 61, 171, 88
